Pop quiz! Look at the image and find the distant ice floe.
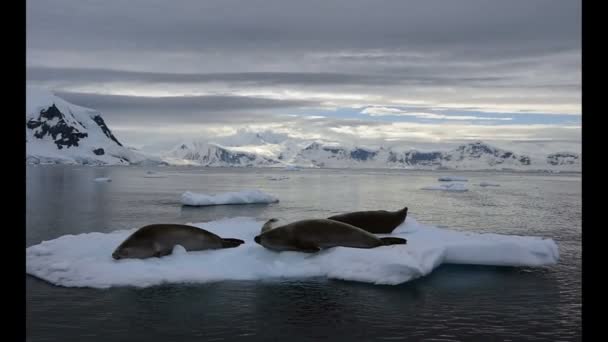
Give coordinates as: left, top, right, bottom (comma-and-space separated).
93, 177, 111, 182
180, 190, 279, 206
284, 165, 301, 171
143, 171, 167, 178
421, 183, 468, 192
266, 176, 289, 181
479, 182, 500, 187
438, 176, 468, 182
25, 216, 559, 288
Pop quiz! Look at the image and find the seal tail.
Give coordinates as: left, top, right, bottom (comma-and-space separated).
221, 238, 245, 248
380, 237, 407, 245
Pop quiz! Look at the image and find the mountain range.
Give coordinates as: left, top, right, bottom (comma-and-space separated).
26, 87, 580, 171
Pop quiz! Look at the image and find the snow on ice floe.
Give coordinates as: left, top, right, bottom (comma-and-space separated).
421, 183, 468, 192
25, 216, 559, 288
180, 190, 279, 206
438, 176, 468, 182
93, 177, 111, 182
479, 181, 500, 187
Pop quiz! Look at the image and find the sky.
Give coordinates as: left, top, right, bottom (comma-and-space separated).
26, 0, 581, 154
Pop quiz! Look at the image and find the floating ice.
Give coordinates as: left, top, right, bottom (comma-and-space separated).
25, 216, 559, 288
180, 190, 279, 206
421, 183, 468, 192
143, 171, 167, 178
284, 165, 301, 171
267, 176, 289, 181
479, 182, 500, 187
93, 177, 111, 182
438, 176, 468, 182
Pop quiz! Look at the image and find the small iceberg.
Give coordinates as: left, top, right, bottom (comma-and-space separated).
438, 176, 468, 182
143, 171, 167, 178
93, 177, 111, 182
181, 190, 279, 206
284, 165, 301, 171
479, 182, 500, 187
266, 176, 289, 181
25, 216, 559, 288
421, 183, 468, 192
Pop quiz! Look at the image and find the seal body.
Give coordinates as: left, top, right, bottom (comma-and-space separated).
112, 224, 244, 260
327, 207, 408, 234
254, 219, 406, 253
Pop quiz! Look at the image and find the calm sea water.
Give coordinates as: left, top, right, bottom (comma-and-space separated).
26, 166, 581, 341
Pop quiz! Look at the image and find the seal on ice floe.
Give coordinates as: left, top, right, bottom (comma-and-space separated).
327, 206, 408, 234
112, 224, 244, 260
254, 219, 406, 253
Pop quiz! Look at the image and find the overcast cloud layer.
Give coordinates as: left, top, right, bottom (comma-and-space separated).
26, 0, 581, 153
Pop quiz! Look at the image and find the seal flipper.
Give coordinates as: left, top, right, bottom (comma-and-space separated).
261, 218, 280, 233
380, 237, 407, 246
153, 242, 164, 257
221, 238, 245, 248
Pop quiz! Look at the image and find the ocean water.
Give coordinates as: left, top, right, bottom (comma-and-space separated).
26, 166, 581, 341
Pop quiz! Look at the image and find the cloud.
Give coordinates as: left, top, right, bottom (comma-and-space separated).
26, 0, 581, 151
360, 107, 513, 121
110, 114, 580, 155
54, 91, 320, 125
27, 1, 580, 52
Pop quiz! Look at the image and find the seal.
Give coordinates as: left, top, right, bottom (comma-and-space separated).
327, 206, 408, 234
112, 224, 244, 260
253, 218, 406, 253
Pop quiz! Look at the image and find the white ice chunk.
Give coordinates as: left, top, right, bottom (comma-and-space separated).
180, 190, 279, 206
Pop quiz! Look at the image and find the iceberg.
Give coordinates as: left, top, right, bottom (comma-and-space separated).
181, 190, 279, 206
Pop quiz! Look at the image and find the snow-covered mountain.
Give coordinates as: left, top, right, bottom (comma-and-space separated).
25, 87, 579, 171
26, 86, 165, 165
162, 138, 581, 172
